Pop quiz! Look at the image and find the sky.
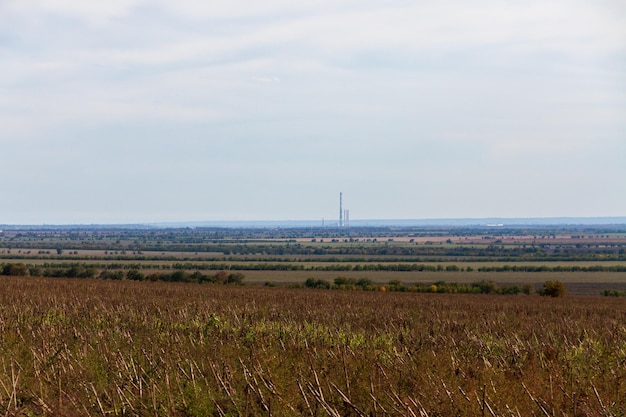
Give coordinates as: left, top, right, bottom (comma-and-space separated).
1, 0, 625, 224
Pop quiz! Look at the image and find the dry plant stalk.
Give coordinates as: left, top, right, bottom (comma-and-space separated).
0, 277, 624, 415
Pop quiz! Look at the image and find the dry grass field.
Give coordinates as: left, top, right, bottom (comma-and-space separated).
241, 270, 626, 295
1, 277, 626, 416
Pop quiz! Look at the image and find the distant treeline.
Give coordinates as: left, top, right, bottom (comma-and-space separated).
601, 289, 626, 297
473, 264, 626, 272
149, 261, 626, 273
2, 253, 626, 265
301, 277, 570, 297
2, 261, 626, 275
0, 263, 244, 284
207, 244, 625, 259
169, 261, 626, 273
302, 277, 530, 295
2, 243, 625, 259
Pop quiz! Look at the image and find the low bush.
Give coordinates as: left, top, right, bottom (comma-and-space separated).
538, 280, 566, 297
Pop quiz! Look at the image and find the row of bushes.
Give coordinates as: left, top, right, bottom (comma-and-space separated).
177, 262, 626, 273
304, 277, 530, 295
1, 262, 568, 296
302, 277, 567, 297
125, 270, 246, 284
0, 263, 244, 285
475, 265, 626, 272
601, 289, 626, 297
167, 262, 626, 273
4, 261, 626, 275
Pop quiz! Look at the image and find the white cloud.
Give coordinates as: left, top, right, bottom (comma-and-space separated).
3, 0, 142, 25
155, 0, 363, 19
0, 0, 624, 221
250, 76, 281, 83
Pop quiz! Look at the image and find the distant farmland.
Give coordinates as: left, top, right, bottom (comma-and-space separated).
1, 224, 626, 414
1, 277, 626, 415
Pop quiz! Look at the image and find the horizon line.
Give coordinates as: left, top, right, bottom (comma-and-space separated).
2, 216, 626, 228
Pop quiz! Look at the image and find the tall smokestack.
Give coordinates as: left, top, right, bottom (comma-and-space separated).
339, 192, 343, 228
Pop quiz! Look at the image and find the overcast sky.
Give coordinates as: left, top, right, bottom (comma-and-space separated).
1, 0, 625, 224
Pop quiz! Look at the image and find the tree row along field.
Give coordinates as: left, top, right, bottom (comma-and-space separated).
2, 262, 626, 295
1, 225, 625, 260
4, 260, 626, 272
1, 277, 626, 416
2, 225, 626, 296
1, 242, 625, 261
1, 226, 626, 415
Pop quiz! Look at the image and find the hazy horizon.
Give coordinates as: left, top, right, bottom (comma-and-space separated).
1, 1, 624, 224
2, 216, 626, 229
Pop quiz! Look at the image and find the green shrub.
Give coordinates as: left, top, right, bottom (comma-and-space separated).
126, 270, 145, 281
227, 272, 245, 285
539, 280, 566, 297
305, 278, 331, 289
472, 280, 497, 294
356, 278, 373, 287
601, 289, 626, 297
334, 276, 356, 287
1, 263, 30, 276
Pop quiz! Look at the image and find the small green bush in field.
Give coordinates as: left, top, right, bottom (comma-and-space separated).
1, 263, 30, 276
539, 280, 566, 297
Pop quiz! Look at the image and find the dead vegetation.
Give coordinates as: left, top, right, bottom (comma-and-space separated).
0, 277, 625, 415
